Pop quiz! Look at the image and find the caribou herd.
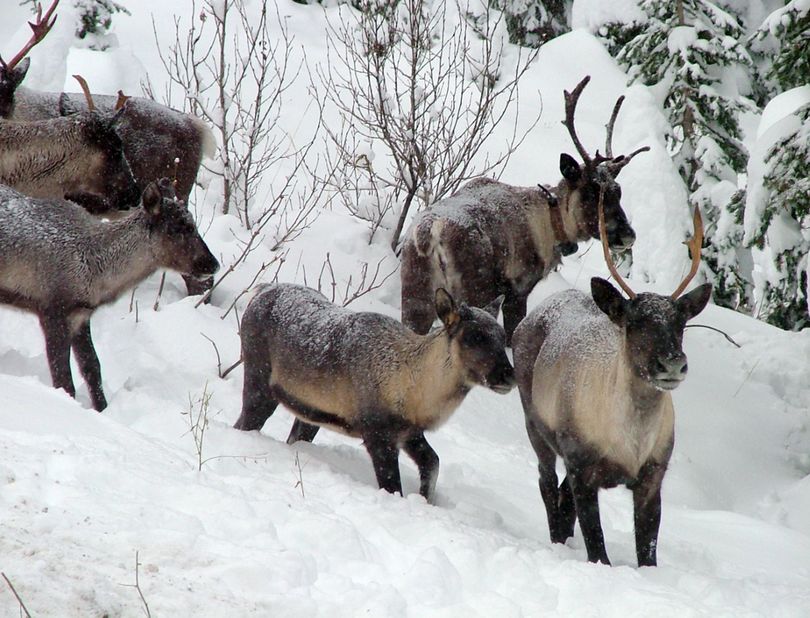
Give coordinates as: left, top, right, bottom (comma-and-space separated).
1, 1, 714, 568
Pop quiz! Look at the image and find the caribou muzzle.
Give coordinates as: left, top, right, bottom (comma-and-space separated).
486, 359, 516, 394
651, 351, 688, 391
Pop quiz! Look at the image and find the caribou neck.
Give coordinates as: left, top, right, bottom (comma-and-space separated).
618, 333, 667, 416
400, 329, 468, 425
84, 210, 157, 306
553, 180, 589, 244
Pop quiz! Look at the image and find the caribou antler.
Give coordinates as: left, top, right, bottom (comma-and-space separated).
72, 74, 95, 111
598, 188, 636, 299
0, 0, 60, 71
671, 207, 704, 298
563, 77, 650, 174
600, 93, 651, 174
562, 76, 594, 169
604, 95, 624, 159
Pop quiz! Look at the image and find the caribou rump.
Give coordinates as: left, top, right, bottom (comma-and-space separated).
400, 76, 648, 342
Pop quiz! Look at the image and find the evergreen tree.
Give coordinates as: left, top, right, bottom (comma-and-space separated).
20, 0, 130, 50
73, 0, 129, 49
746, 101, 810, 329
741, 1, 810, 329
490, 0, 570, 47
751, 0, 810, 95
607, 0, 756, 309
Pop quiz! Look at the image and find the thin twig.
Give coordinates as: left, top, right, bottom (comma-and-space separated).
685, 324, 741, 348
119, 552, 151, 618
221, 357, 243, 379
153, 272, 167, 312
733, 358, 760, 398
294, 451, 306, 499
200, 451, 274, 467
2, 573, 32, 618
200, 333, 223, 377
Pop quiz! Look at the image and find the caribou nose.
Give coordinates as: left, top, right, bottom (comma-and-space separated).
606, 226, 635, 251
656, 353, 687, 377
620, 229, 636, 249
489, 361, 516, 393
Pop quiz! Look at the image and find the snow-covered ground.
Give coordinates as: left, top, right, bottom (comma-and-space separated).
1, 1, 809, 616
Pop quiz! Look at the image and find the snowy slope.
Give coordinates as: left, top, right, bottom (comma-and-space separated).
1, 1, 809, 616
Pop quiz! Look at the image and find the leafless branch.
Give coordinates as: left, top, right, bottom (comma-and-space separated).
119, 552, 151, 618
317, 0, 539, 249
2, 573, 32, 618
200, 332, 223, 377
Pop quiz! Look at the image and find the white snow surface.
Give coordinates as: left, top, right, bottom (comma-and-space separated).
0, 1, 809, 616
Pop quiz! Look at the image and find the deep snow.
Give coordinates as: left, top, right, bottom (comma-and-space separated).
0, 1, 809, 616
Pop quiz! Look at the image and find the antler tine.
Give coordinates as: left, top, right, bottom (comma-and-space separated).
72, 74, 95, 112
561, 76, 593, 168
4, 0, 60, 71
671, 206, 704, 298
605, 144, 651, 176
598, 188, 636, 299
115, 90, 130, 111
604, 95, 625, 159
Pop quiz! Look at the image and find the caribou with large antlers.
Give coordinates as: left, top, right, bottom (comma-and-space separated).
0, 0, 59, 117
512, 198, 711, 566
401, 76, 649, 342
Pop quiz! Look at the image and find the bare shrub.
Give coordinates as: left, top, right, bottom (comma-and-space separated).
319, 0, 539, 249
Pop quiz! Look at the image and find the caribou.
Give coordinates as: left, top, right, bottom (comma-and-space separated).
1, 0, 216, 292
0, 179, 219, 411
511, 199, 711, 566
0, 75, 140, 213
401, 76, 649, 342
233, 284, 515, 502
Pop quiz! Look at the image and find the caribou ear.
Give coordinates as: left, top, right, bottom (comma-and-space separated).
560, 153, 582, 183
141, 182, 162, 216
676, 283, 712, 321
435, 288, 461, 333
591, 277, 626, 325
482, 294, 505, 320
58, 92, 76, 116
9, 57, 30, 85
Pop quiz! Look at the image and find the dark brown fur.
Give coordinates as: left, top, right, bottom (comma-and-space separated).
401, 167, 636, 342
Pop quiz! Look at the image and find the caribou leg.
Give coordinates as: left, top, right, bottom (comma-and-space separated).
632, 461, 667, 567
502, 291, 528, 345
71, 319, 107, 411
39, 311, 76, 399
569, 470, 610, 565
402, 431, 440, 502
360, 416, 402, 495
234, 340, 277, 432
286, 419, 321, 445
